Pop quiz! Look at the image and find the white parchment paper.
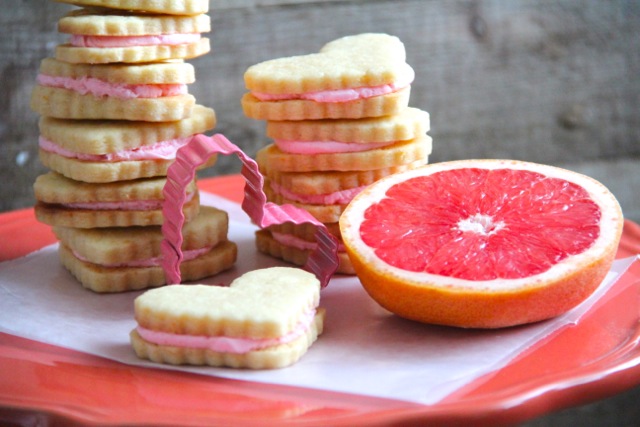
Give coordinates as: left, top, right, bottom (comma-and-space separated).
0, 193, 637, 405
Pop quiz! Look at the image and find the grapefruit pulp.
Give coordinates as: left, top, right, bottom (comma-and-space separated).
339, 159, 624, 328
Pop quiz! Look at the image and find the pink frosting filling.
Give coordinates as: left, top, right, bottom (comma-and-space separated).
252, 72, 414, 103
73, 245, 212, 268
70, 33, 201, 48
39, 136, 191, 162
272, 232, 346, 253
274, 139, 393, 154
270, 181, 366, 205
136, 308, 317, 353
61, 190, 194, 211
37, 74, 187, 99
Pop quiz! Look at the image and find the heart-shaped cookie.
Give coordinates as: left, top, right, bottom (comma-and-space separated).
130, 267, 324, 369
245, 33, 414, 95
242, 33, 414, 120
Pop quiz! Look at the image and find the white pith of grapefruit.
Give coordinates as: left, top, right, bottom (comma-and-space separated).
339, 159, 624, 328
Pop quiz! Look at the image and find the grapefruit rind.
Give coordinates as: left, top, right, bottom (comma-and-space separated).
340, 159, 624, 328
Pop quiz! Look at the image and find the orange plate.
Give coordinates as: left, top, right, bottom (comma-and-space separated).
1, 175, 639, 427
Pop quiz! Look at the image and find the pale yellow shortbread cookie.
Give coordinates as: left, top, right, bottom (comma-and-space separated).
261, 222, 354, 273
261, 164, 423, 223
54, 206, 235, 292
54, 206, 228, 265
242, 33, 414, 120
35, 192, 200, 229
131, 267, 324, 368
260, 160, 428, 196
56, 39, 210, 64
39, 150, 216, 183
34, 172, 199, 228
38, 105, 216, 182
241, 87, 411, 121
56, 9, 210, 63
267, 221, 342, 241
255, 230, 354, 275
55, 0, 209, 15
260, 161, 428, 223
130, 310, 323, 369
244, 33, 413, 95
263, 180, 345, 224
39, 104, 214, 154
59, 240, 237, 293
266, 107, 430, 144
58, 9, 211, 36
38, 57, 195, 84
31, 86, 195, 121
256, 135, 433, 173
34, 171, 197, 204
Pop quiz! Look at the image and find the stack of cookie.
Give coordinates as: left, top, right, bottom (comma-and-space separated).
30, 0, 237, 292
241, 33, 432, 274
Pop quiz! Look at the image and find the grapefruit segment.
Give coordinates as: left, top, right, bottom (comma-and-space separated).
340, 159, 624, 328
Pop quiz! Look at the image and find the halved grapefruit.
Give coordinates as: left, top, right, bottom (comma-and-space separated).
339, 159, 624, 328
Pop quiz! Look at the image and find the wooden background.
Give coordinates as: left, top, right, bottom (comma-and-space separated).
1, 0, 638, 221
0, 1, 639, 424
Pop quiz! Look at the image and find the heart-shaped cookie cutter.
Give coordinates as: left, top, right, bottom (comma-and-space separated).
161, 133, 340, 287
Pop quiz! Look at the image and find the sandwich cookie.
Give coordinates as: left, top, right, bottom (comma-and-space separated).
31, 58, 196, 121
260, 162, 428, 224
55, 8, 210, 64
242, 33, 414, 120
256, 163, 428, 275
254, 108, 431, 273
257, 107, 431, 221
255, 225, 355, 275
34, 172, 200, 228
38, 105, 217, 182
266, 106, 430, 150
55, 206, 237, 292
256, 135, 432, 173
55, 0, 209, 15
130, 267, 324, 369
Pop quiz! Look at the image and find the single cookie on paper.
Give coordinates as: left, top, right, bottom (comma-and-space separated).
255, 228, 355, 275
31, 58, 196, 121
56, 9, 210, 64
34, 172, 200, 228
130, 267, 324, 369
38, 105, 217, 183
54, 206, 237, 293
242, 33, 414, 120
55, 0, 209, 15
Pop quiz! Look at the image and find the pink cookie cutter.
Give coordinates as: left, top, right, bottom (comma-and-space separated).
161, 133, 340, 288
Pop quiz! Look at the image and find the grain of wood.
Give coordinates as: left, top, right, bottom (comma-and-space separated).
0, 0, 638, 223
